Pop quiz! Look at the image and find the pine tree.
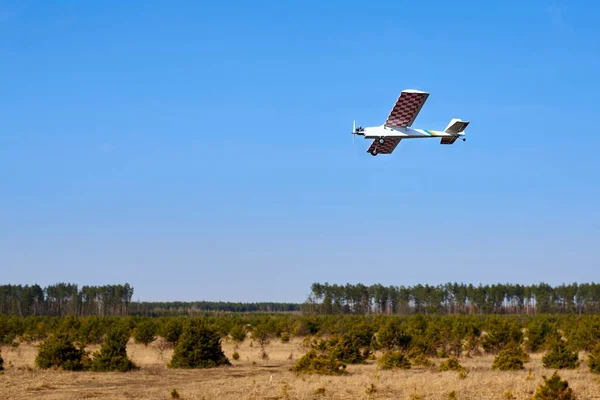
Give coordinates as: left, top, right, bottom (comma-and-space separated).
377, 351, 411, 370
542, 341, 579, 369
491, 343, 530, 371
589, 343, 600, 374
91, 327, 137, 372
531, 372, 575, 400
168, 319, 230, 369
133, 319, 156, 346
35, 333, 89, 371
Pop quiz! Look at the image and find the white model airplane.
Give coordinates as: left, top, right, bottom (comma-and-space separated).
352, 89, 469, 156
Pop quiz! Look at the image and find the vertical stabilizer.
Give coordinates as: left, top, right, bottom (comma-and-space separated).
444, 119, 470, 133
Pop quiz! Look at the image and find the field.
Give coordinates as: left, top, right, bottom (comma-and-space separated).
2, 337, 600, 400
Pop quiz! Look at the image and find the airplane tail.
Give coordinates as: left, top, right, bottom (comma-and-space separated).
444, 118, 469, 134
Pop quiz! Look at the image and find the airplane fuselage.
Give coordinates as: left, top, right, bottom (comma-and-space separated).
363, 125, 465, 139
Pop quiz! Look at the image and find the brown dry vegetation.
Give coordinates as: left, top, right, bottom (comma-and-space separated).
1, 338, 600, 400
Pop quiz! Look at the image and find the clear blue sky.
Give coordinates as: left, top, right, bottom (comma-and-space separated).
1, 1, 599, 302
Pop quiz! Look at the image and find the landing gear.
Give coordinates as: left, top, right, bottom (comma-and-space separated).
371, 149, 378, 156
378, 137, 385, 145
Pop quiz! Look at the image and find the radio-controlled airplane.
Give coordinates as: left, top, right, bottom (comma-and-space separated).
352, 89, 469, 156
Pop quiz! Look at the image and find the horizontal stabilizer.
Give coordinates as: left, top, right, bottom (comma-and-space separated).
440, 137, 457, 145
444, 119, 470, 133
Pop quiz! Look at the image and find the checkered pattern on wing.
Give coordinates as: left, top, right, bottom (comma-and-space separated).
367, 137, 402, 154
385, 91, 429, 127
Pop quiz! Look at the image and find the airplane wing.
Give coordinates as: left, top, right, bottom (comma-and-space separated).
385, 90, 429, 127
367, 137, 402, 154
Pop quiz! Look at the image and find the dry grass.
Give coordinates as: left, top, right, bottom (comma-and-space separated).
1, 338, 600, 399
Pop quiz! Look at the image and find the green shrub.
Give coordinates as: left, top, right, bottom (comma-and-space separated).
91, 327, 137, 372
327, 335, 365, 364
531, 372, 575, 400
588, 343, 600, 373
35, 333, 89, 371
327, 322, 374, 364
229, 325, 247, 343
410, 353, 434, 367
526, 319, 560, 353
491, 343, 530, 371
75, 317, 105, 347
160, 319, 183, 346
376, 319, 412, 351
542, 341, 579, 369
133, 320, 156, 346
168, 319, 230, 369
0, 349, 4, 371
377, 351, 411, 370
482, 316, 523, 354
280, 332, 290, 343
251, 324, 271, 348
170, 388, 181, 399
232, 351, 240, 360
291, 350, 347, 375
438, 357, 464, 372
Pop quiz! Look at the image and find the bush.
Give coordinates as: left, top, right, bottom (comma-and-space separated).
410, 353, 434, 367
229, 325, 247, 343
35, 333, 89, 371
526, 319, 561, 353
168, 320, 230, 369
376, 319, 412, 351
377, 351, 411, 370
160, 319, 183, 346
482, 316, 523, 354
327, 322, 374, 364
491, 343, 530, 371
133, 320, 156, 346
291, 350, 347, 375
251, 324, 272, 348
438, 357, 464, 372
327, 335, 364, 364
542, 341, 579, 369
0, 349, 4, 371
531, 372, 575, 400
280, 332, 290, 343
588, 343, 600, 373
75, 317, 105, 347
232, 351, 240, 360
91, 327, 137, 372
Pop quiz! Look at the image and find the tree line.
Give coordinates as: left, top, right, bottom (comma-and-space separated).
129, 301, 301, 316
0, 283, 134, 317
306, 282, 600, 315
0, 283, 301, 316
5, 281, 600, 317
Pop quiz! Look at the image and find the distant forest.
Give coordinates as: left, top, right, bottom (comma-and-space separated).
0, 283, 300, 316
306, 282, 600, 315
2, 282, 600, 317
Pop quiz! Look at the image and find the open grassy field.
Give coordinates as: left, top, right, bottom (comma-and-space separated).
1, 337, 599, 400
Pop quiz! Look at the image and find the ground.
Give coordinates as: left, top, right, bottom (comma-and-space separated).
1, 338, 599, 400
